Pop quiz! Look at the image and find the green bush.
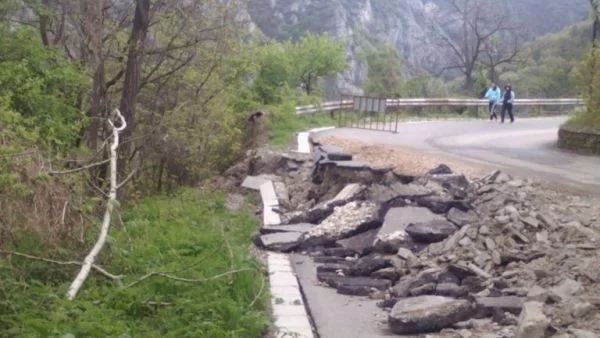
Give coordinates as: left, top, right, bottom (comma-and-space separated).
0, 189, 269, 338
0, 25, 86, 153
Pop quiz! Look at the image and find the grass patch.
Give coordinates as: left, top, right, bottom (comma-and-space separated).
564, 111, 600, 132
266, 111, 336, 147
0, 188, 269, 338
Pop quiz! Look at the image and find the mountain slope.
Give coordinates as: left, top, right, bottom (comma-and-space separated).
245, 0, 591, 95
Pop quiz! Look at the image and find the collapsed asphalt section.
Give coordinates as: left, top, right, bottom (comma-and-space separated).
230, 136, 600, 338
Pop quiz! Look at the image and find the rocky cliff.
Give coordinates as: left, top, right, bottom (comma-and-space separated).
245, 0, 590, 97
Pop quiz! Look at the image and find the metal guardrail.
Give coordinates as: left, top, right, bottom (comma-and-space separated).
295, 101, 352, 115
295, 98, 585, 115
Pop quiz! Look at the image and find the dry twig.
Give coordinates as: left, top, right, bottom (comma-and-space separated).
124, 268, 255, 289
47, 159, 110, 175
0, 250, 123, 280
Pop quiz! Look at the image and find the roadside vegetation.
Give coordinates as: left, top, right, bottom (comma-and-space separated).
1, 189, 268, 337
0, 1, 346, 337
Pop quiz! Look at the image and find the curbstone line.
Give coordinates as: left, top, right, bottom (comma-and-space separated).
268, 252, 315, 338
296, 126, 335, 153
260, 181, 282, 226
241, 174, 316, 338
242, 176, 270, 190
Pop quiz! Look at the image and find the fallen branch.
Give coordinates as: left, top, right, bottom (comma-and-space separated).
124, 268, 255, 289
145, 301, 173, 307
67, 109, 127, 300
47, 159, 110, 175
117, 168, 138, 189
61, 201, 69, 227
248, 270, 265, 309
219, 223, 234, 269
0, 250, 123, 280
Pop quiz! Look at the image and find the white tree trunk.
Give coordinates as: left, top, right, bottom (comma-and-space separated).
67, 109, 126, 300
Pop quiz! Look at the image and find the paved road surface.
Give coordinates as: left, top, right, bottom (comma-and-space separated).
315, 116, 600, 191
291, 254, 397, 338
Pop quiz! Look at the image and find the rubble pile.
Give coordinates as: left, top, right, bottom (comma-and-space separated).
233, 142, 600, 337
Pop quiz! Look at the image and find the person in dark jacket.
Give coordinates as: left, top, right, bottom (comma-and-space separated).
501, 84, 515, 123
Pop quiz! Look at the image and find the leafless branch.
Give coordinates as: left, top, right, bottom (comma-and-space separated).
430, 0, 520, 87
117, 168, 137, 189
47, 159, 110, 175
124, 268, 256, 289
106, 68, 126, 89
0, 250, 123, 280
141, 52, 196, 88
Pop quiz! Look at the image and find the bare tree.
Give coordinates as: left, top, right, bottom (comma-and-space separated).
480, 33, 521, 83
118, 0, 150, 156
430, 0, 521, 90
14, 0, 250, 191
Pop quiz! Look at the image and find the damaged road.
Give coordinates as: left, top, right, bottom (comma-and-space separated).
230, 139, 600, 338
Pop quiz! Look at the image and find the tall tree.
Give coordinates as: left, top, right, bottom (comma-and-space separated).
480, 33, 520, 83
430, 0, 521, 90
119, 0, 150, 156
363, 46, 404, 97
291, 33, 347, 95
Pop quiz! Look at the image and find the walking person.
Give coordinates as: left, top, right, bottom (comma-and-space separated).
501, 84, 515, 123
484, 82, 502, 121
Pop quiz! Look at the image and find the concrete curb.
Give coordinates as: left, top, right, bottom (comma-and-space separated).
268, 252, 314, 338
242, 174, 316, 338
296, 126, 335, 153
557, 125, 600, 155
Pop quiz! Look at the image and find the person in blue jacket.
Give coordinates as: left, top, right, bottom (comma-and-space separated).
484, 82, 502, 121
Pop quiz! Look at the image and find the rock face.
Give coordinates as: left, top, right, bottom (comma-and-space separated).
245, 0, 588, 95
388, 296, 474, 334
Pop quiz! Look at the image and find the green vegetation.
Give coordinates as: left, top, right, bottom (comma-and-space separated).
249, 33, 347, 105
0, 2, 348, 337
503, 21, 591, 97
362, 44, 447, 98
293, 33, 347, 95
564, 110, 600, 130
267, 109, 336, 147
0, 189, 268, 337
237, 33, 345, 146
568, 1, 600, 131
567, 37, 600, 131
0, 26, 86, 152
